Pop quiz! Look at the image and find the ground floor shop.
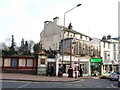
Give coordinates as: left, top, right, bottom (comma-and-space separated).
57, 56, 91, 76
90, 58, 102, 76
103, 64, 118, 73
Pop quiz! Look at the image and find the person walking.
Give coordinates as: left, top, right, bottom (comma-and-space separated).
79, 68, 83, 77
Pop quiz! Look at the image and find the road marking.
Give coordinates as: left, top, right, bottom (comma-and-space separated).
111, 83, 118, 88
17, 82, 31, 88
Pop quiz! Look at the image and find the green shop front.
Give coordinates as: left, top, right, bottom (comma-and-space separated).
90, 58, 102, 76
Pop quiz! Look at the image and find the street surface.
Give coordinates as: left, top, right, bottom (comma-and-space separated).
1, 79, 119, 88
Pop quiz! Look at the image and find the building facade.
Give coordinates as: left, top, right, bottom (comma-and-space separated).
40, 17, 100, 76
100, 36, 119, 74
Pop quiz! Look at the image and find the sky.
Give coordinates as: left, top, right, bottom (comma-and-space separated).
0, 0, 119, 46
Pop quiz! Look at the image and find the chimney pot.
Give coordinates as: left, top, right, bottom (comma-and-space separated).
68, 23, 73, 30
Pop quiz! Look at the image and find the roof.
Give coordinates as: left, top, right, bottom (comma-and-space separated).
112, 37, 119, 40
61, 26, 92, 38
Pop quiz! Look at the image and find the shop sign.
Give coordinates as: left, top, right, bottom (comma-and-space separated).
90, 58, 102, 63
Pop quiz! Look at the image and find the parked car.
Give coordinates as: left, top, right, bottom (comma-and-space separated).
99, 72, 111, 79
109, 72, 120, 81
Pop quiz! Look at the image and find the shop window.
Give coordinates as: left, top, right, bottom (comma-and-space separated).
27, 59, 33, 66
19, 59, 26, 66
41, 59, 45, 64
4, 58, 11, 66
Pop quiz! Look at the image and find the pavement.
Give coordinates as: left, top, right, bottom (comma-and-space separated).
1, 73, 99, 82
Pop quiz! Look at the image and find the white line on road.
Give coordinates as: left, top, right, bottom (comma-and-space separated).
17, 82, 31, 88
111, 83, 118, 88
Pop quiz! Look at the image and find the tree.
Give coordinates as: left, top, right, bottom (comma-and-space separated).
24, 41, 29, 55
9, 35, 15, 52
19, 38, 25, 55
33, 43, 40, 54
9, 35, 17, 55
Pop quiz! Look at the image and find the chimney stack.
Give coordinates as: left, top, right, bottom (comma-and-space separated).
68, 23, 73, 30
53, 17, 59, 25
44, 21, 49, 28
107, 35, 111, 39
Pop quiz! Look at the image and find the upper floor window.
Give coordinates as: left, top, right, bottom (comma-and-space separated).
103, 42, 105, 48
104, 53, 107, 60
114, 44, 116, 50
108, 43, 110, 49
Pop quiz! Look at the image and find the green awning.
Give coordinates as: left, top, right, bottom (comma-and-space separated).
90, 58, 102, 63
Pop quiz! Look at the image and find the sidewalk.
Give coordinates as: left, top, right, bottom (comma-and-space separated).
1, 73, 99, 82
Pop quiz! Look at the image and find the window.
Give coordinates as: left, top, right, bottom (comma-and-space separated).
27, 59, 33, 66
41, 59, 45, 64
12, 58, 18, 67
108, 43, 110, 49
108, 54, 110, 59
114, 53, 116, 60
114, 44, 116, 50
104, 53, 107, 60
103, 42, 105, 48
4, 58, 11, 66
19, 59, 26, 66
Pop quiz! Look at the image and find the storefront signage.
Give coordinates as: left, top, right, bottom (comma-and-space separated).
90, 58, 102, 63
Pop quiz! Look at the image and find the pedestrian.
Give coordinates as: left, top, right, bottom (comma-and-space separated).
58, 66, 63, 77
50, 64, 54, 77
79, 68, 83, 77
46, 67, 50, 76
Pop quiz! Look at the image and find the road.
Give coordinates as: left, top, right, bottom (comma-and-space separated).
1, 79, 119, 89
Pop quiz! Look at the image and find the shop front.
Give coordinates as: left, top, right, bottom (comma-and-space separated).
90, 58, 102, 76
78, 57, 91, 76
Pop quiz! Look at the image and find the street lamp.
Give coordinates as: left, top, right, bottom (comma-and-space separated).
62, 4, 82, 70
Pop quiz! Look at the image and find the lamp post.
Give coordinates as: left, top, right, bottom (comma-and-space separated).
62, 4, 82, 73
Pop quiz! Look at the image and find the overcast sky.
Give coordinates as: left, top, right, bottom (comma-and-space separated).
0, 0, 119, 46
